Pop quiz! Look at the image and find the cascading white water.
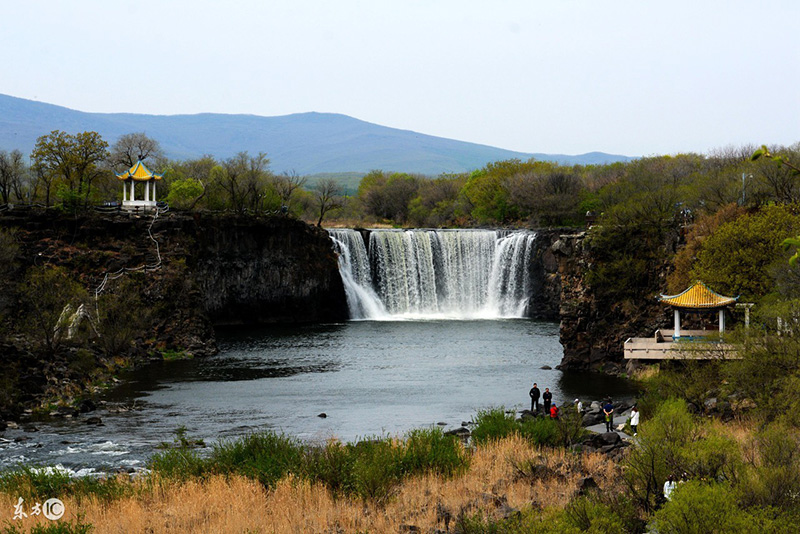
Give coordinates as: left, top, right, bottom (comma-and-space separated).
328, 229, 386, 319
329, 229, 538, 320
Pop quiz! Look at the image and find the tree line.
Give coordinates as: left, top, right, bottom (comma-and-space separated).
0, 130, 342, 225
339, 143, 800, 228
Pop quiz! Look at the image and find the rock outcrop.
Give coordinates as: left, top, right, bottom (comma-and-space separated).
552, 231, 671, 372
0, 210, 348, 417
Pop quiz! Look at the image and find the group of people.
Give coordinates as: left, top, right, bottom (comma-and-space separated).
529, 386, 641, 436
603, 398, 640, 434
528, 382, 583, 420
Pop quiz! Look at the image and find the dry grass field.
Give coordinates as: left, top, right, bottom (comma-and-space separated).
0, 436, 620, 533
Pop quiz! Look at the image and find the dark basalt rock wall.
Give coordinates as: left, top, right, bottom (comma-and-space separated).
1, 210, 348, 334
526, 228, 568, 321
551, 232, 670, 373
183, 214, 348, 325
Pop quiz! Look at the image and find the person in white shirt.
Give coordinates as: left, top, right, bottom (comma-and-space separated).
664, 474, 677, 501
630, 406, 640, 436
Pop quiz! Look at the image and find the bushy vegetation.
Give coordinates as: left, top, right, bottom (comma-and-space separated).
0, 466, 131, 504
147, 426, 468, 502
471, 407, 586, 447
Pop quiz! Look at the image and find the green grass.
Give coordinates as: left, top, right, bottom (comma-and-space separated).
1, 517, 93, 534
471, 407, 586, 447
147, 426, 468, 502
0, 466, 130, 503
0, 426, 467, 505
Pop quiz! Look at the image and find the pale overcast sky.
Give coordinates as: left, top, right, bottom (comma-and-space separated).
2, 0, 797, 157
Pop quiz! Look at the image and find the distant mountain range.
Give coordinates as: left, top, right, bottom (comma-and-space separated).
0, 94, 634, 175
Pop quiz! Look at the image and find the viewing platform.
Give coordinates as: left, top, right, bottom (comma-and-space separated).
624, 329, 738, 360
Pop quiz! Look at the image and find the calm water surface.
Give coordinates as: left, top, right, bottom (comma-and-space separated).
0, 320, 636, 474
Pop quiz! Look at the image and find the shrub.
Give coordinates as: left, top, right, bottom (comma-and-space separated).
652, 481, 763, 534
0, 466, 129, 503
398, 428, 467, 478
347, 438, 400, 502
622, 398, 697, 512
208, 432, 304, 489
561, 495, 629, 534
679, 429, 742, 483
471, 408, 519, 445
636, 360, 723, 414
303, 440, 357, 496
737, 422, 800, 509
723, 331, 800, 423
517, 417, 559, 446
147, 448, 207, 482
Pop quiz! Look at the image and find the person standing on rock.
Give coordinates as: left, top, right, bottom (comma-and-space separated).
574, 398, 583, 414
603, 399, 614, 433
542, 388, 552, 415
630, 406, 640, 436
529, 383, 541, 413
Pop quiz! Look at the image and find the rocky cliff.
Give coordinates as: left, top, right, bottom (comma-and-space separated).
551, 232, 671, 373
1, 210, 348, 333
0, 210, 347, 417
167, 213, 348, 325
526, 228, 569, 321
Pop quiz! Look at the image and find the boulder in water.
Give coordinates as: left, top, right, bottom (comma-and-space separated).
79, 399, 97, 413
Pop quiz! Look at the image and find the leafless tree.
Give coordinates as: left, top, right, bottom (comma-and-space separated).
314, 178, 343, 226
109, 132, 165, 171
0, 149, 26, 204
219, 152, 271, 212
273, 170, 307, 209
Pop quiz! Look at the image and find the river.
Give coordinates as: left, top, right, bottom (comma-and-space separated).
0, 320, 636, 476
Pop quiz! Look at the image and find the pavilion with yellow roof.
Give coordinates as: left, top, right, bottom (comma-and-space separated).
116, 160, 163, 212
624, 281, 742, 360
659, 281, 738, 338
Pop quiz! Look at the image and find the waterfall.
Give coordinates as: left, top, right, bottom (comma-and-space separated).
328, 230, 386, 319
329, 229, 538, 320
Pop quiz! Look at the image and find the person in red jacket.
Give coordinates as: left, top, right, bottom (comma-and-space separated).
550, 403, 559, 419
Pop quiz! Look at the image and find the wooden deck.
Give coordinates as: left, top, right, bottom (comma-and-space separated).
624, 329, 739, 360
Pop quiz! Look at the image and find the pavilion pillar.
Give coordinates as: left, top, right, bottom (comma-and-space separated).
719, 309, 725, 334
122, 181, 127, 202
152, 181, 156, 202
144, 181, 150, 202
130, 180, 135, 201
674, 309, 681, 338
